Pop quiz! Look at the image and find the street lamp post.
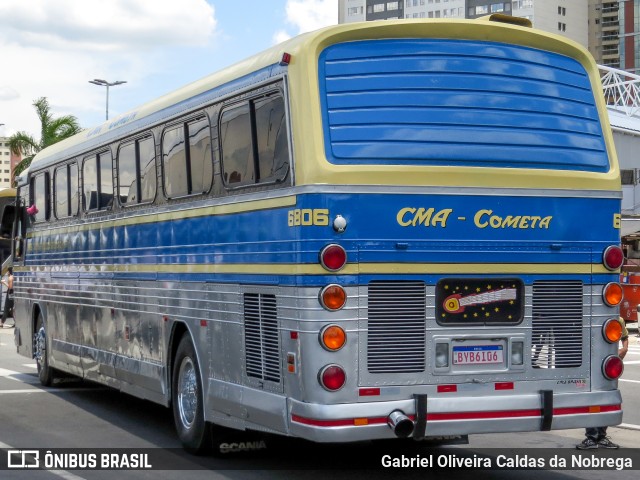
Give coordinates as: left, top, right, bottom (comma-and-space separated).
89, 79, 127, 121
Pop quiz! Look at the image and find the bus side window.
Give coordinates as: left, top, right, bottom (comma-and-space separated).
162, 126, 188, 197
83, 152, 113, 211
254, 95, 290, 183
162, 118, 212, 198
54, 163, 79, 218
119, 135, 156, 206
220, 93, 290, 188
139, 137, 157, 202
220, 103, 254, 186
188, 118, 213, 194
118, 142, 137, 204
30, 172, 50, 222
83, 155, 98, 211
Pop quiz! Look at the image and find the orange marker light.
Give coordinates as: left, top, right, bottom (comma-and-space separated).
602, 318, 623, 343
320, 325, 346, 351
320, 284, 347, 311
603, 282, 623, 307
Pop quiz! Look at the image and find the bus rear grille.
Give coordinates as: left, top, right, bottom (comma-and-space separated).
244, 293, 281, 383
531, 281, 583, 369
367, 281, 426, 373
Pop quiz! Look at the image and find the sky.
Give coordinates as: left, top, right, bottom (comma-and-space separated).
0, 0, 337, 140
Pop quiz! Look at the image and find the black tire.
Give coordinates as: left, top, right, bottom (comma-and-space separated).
172, 335, 212, 454
34, 313, 55, 387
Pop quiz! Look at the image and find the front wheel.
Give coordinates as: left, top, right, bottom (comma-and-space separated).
34, 313, 55, 387
172, 335, 211, 454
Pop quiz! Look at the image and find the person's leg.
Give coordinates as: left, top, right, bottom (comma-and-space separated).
596, 427, 620, 449
577, 428, 599, 449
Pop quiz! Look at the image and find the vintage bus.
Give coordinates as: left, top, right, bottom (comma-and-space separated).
10, 15, 625, 453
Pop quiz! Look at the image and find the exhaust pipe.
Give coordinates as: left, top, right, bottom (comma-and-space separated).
387, 410, 414, 438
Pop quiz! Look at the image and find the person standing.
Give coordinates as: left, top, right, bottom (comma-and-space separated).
1, 267, 14, 327
576, 317, 629, 449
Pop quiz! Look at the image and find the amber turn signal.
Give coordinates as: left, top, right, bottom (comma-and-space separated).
320, 324, 347, 351
602, 282, 623, 307
319, 284, 347, 311
602, 318, 623, 343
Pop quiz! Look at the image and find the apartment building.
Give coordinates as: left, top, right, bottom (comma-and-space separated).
339, 1, 588, 49
0, 137, 17, 189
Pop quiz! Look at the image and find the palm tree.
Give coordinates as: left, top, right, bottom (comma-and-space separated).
9, 97, 81, 178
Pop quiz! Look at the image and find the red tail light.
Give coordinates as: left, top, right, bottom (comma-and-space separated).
603, 245, 624, 271
320, 244, 347, 272
602, 355, 624, 380
318, 364, 346, 391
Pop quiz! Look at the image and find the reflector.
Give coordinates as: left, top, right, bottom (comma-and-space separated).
320, 284, 347, 310
320, 324, 346, 351
603, 282, 623, 307
602, 318, 623, 343
602, 355, 624, 380
603, 245, 624, 271
320, 244, 347, 272
319, 364, 346, 391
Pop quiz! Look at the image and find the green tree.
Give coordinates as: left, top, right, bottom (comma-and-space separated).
9, 97, 81, 177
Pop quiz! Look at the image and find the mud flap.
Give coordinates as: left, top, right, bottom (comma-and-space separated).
540, 389, 553, 431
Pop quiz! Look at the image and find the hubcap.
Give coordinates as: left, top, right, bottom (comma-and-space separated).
177, 356, 198, 429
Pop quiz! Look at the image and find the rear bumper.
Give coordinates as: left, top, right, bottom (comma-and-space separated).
288, 390, 622, 443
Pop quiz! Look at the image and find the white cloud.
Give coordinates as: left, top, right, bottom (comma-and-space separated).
285, 0, 338, 33
273, 30, 292, 45
274, 0, 338, 43
0, 0, 216, 52
0, 0, 217, 139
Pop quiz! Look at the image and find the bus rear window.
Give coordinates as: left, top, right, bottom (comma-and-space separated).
319, 39, 609, 173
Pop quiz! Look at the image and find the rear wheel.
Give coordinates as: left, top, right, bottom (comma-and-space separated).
34, 313, 55, 387
172, 334, 212, 454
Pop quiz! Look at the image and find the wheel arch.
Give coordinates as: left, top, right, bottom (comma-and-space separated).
168, 321, 190, 406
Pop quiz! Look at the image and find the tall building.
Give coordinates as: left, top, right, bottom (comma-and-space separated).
0, 137, 19, 189
339, 1, 588, 49
589, 1, 621, 69
619, 0, 640, 72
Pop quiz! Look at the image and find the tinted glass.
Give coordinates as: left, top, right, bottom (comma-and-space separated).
138, 137, 156, 202
32, 173, 48, 222
83, 156, 98, 211
163, 126, 188, 197
188, 118, 213, 194
220, 103, 254, 185
118, 143, 136, 204
99, 152, 113, 209
55, 166, 68, 218
254, 95, 289, 182
69, 163, 79, 215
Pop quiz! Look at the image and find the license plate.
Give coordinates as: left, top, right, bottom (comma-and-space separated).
452, 345, 503, 365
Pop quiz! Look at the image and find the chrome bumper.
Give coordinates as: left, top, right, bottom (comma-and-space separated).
288, 390, 623, 443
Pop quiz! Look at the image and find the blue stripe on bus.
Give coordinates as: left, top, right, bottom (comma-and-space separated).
318, 39, 609, 172
25, 193, 620, 270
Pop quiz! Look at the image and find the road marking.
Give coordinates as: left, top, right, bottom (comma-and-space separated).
0, 441, 87, 480
1, 367, 105, 393
619, 423, 640, 431
0, 389, 46, 394
620, 378, 640, 383
0, 367, 40, 384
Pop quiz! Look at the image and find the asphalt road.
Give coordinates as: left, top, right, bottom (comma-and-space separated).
0, 323, 638, 480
